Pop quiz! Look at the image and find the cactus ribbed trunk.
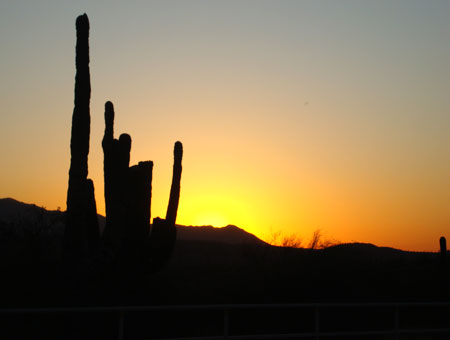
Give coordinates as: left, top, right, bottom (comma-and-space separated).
64, 14, 99, 266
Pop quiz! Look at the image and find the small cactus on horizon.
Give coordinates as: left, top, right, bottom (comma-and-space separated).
439, 236, 448, 300
440, 236, 446, 266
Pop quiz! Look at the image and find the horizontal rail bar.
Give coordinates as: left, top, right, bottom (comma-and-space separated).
1, 302, 450, 340
148, 328, 450, 340
1, 301, 450, 314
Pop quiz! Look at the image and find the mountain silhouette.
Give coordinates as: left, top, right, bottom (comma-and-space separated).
177, 224, 268, 246
0, 198, 265, 247
0, 197, 55, 221
0, 197, 104, 231
0, 197, 436, 264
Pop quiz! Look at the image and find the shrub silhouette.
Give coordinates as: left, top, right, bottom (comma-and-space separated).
64, 14, 182, 281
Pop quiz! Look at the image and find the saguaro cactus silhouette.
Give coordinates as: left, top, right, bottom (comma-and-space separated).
64, 14, 99, 266
439, 236, 448, 300
101, 102, 181, 267
440, 236, 447, 266
64, 14, 182, 275
147, 142, 182, 268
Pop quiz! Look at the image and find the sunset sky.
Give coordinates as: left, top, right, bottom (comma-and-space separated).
0, 1, 449, 251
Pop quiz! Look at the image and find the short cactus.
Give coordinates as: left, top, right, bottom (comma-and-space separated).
439, 236, 448, 300
440, 236, 447, 266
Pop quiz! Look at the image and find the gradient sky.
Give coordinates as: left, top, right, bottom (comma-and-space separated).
0, 1, 449, 251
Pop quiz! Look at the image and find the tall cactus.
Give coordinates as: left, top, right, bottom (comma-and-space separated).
64, 14, 99, 266
101, 101, 181, 268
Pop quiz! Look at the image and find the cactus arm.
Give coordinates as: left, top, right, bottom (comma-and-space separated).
103, 101, 114, 146
166, 141, 183, 225
145, 141, 183, 270
118, 133, 132, 171
102, 101, 115, 223
102, 102, 125, 252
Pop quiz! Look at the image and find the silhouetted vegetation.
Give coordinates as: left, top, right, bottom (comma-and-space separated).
59, 13, 183, 305
64, 14, 99, 269
440, 236, 448, 299
268, 229, 339, 250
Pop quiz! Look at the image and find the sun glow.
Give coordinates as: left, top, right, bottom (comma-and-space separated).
176, 191, 246, 229
191, 212, 228, 227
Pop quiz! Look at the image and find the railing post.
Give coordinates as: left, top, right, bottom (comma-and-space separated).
118, 311, 125, 340
394, 304, 399, 340
223, 309, 229, 337
315, 306, 320, 340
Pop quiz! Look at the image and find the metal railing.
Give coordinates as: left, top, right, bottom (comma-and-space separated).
1, 302, 450, 339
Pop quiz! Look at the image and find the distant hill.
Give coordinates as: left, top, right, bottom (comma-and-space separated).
176, 224, 268, 246
0, 197, 53, 221
321, 242, 424, 263
0, 197, 104, 231
0, 197, 435, 259
0, 198, 266, 246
